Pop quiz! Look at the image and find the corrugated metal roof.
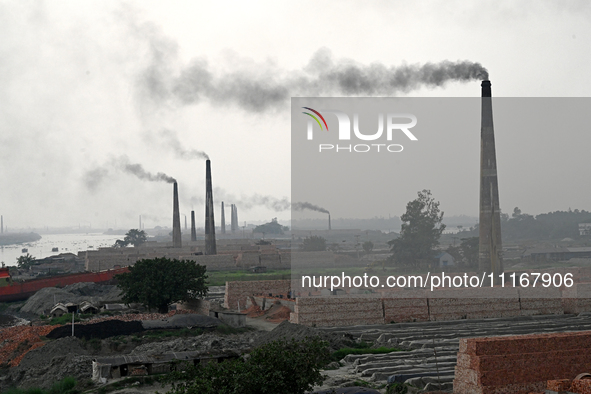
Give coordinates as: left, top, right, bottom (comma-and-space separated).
566, 247, 591, 253
94, 351, 235, 366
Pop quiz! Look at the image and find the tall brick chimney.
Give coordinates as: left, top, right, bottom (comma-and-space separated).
221, 202, 226, 234
172, 182, 182, 248
190, 210, 197, 242
478, 80, 503, 283
204, 160, 217, 255
230, 204, 236, 233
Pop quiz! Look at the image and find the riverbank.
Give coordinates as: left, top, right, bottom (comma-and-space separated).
0, 233, 42, 247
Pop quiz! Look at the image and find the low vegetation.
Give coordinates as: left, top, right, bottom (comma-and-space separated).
163, 337, 330, 394
4, 377, 79, 394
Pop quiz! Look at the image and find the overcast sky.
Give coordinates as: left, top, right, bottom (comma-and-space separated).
1, 0, 590, 230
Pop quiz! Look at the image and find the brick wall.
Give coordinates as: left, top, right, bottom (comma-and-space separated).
453, 331, 591, 394
291, 296, 385, 327
224, 280, 291, 310
563, 283, 591, 314
289, 287, 568, 327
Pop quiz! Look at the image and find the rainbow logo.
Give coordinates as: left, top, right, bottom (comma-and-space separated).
302, 107, 329, 131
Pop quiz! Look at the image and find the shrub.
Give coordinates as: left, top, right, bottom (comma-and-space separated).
164, 337, 330, 394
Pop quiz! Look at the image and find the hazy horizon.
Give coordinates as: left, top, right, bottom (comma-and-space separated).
2, 1, 591, 229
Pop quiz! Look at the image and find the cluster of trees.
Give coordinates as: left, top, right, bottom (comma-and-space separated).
112, 229, 147, 248
301, 235, 327, 251
165, 336, 330, 394
116, 257, 208, 313
499, 207, 591, 241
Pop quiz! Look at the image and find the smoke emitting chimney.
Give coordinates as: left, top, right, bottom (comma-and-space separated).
1, 215, 3, 234
204, 160, 217, 254
221, 202, 226, 234
172, 182, 182, 248
191, 210, 197, 242
328, 213, 331, 230
478, 80, 503, 283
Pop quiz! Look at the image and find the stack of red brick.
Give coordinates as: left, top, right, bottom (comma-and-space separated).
454, 331, 591, 394
542, 377, 591, 393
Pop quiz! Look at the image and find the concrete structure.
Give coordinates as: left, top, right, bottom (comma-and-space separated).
190, 210, 196, 242
172, 182, 182, 248
478, 80, 503, 283
204, 160, 217, 255
209, 310, 246, 327
1, 215, 3, 234
328, 213, 331, 230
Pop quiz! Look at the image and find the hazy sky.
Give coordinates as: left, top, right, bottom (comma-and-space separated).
1, 0, 590, 229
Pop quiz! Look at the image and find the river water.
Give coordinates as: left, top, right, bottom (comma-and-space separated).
0, 233, 122, 267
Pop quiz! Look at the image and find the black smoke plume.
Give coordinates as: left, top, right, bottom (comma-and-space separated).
83, 155, 176, 190
159, 129, 209, 160
115, 156, 176, 183
138, 46, 488, 112
292, 202, 329, 214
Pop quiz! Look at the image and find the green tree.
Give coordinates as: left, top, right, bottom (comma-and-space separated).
301, 236, 327, 251
113, 229, 148, 248
116, 258, 208, 313
362, 241, 374, 255
113, 239, 128, 248
124, 229, 147, 247
165, 337, 330, 394
388, 190, 446, 268
459, 237, 479, 268
16, 253, 36, 270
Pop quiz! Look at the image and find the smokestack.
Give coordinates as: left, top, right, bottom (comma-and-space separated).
172, 182, 182, 248
1, 215, 3, 234
328, 213, 331, 230
221, 202, 226, 234
230, 204, 236, 233
204, 160, 217, 254
191, 210, 196, 242
478, 80, 503, 284
139, 215, 142, 230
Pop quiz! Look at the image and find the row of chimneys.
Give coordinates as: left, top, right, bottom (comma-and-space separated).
171, 160, 241, 254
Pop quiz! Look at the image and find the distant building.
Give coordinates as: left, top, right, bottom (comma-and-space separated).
523, 247, 591, 262
580, 223, 591, 236
435, 252, 455, 268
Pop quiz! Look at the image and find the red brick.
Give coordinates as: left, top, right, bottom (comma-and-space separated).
547, 379, 572, 391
